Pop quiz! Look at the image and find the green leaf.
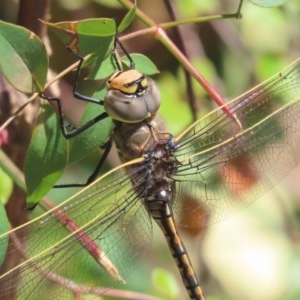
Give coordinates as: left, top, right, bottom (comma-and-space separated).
41, 18, 116, 55
88, 53, 159, 81
118, 1, 136, 33
122, 53, 160, 75
86, 52, 116, 80
0, 20, 48, 93
250, 0, 288, 7
68, 88, 112, 164
87, 55, 116, 80
24, 101, 68, 206
0, 201, 9, 269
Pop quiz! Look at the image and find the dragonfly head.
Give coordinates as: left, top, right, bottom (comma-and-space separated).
105, 70, 161, 123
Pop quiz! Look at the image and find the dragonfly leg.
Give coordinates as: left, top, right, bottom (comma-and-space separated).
53, 137, 113, 188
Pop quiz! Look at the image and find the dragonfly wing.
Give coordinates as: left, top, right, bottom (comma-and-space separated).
0, 162, 152, 299
174, 59, 300, 227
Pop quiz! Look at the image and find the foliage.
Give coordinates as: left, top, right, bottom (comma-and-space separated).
0, 20, 47, 93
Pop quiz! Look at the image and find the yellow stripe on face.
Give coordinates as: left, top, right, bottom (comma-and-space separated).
106, 70, 146, 94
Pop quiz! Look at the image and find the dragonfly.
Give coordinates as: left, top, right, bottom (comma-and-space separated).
1, 53, 300, 300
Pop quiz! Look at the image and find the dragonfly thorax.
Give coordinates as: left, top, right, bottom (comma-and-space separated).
113, 114, 172, 162
104, 70, 161, 123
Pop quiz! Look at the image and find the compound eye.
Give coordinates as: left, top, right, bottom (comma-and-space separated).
105, 70, 161, 123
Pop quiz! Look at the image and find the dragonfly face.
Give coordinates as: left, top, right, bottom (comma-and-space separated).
104, 70, 161, 123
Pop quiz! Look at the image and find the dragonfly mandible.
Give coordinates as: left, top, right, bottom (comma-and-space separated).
1, 56, 300, 299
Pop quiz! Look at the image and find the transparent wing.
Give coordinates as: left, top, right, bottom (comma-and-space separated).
174, 59, 300, 227
0, 161, 152, 299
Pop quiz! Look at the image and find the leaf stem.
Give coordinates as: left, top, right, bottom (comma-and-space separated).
160, 13, 241, 30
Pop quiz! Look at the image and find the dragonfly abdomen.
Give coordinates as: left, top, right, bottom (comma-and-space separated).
147, 189, 206, 300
